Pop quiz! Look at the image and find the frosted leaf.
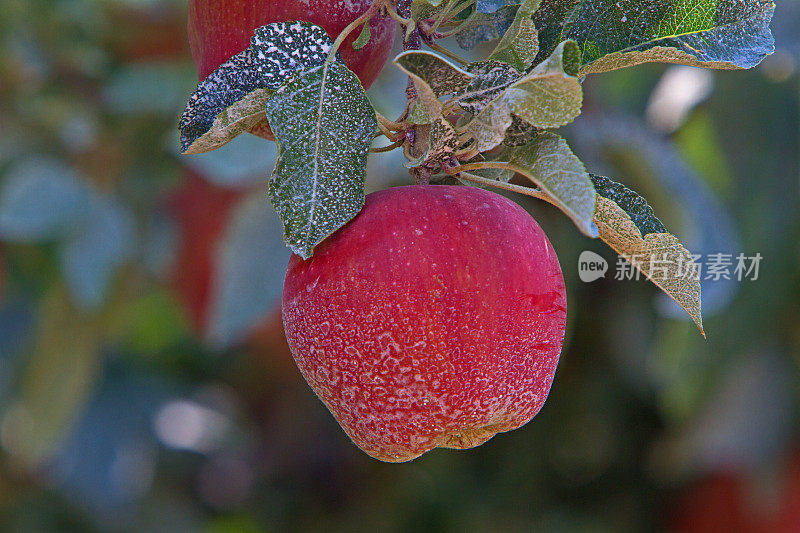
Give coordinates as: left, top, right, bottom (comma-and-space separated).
393, 51, 472, 99
266, 61, 376, 259
502, 132, 597, 237
591, 174, 704, 335
179, 22, 336, 154
464, 41, 582, 151
504, 40, 582, 126
489, 0, 541, 71
562, 0, 775, 74
456, 5, 519, 49
458, 60, 522, 114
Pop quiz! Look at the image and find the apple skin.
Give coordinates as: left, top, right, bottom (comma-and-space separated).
187, 0, 396, 88
282, 185, 567, 462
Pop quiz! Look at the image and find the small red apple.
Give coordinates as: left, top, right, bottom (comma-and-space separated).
187, 0, 396, 87
167, 171, 244, 333
671, 472, 762, 533
107, 4, 187, 61
282, 185, 567, 462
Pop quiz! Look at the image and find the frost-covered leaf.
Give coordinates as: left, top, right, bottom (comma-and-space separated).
489, 0, 541, 71
206, 195, 289, 349
266, 61, 376, 259
458, 60, 522, 114
455, 5, 519, 49
0, 158, 92, 242
478, 0, 519, 13
411, 0, 448, 21
179, 22, 335, 154
532, 0, 582, 62
393, 51, 472, 98
394, 53, 446, 125
465, 41, 582, 151
504, 115, 538, 146
569, 115, 740, 317
502, 132, 597, 236
591, 174, 704, 335
564, 0, 776, 74
59, 195, 135, 310
504, 39, 582, 125
466, 97, 515, 152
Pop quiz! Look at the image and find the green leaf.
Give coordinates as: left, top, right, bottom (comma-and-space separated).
412, 0, 448, 21
265, 61, 376, 259
505, 39, 581, 123
393, 52, 459, 124
393, 51, 473, 98
563, 0, 776, 74
532, 0, 582, 61
4, 288, 103, 465
465, 41, 582, 151
352, 21, 371, 50
455, 5, 519, 49
499, 132, 598, 236
179, 22, 336, 154
590, 174, 704, 335
489, 0, 541, 71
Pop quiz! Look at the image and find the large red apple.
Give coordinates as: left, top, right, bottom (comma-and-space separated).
282, 185, 567, 462
188, 0, 396, 87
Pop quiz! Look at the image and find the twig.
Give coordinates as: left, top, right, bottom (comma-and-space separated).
426, 42, 469, 65
457, 172, 551, 204
371, 139, 405, 152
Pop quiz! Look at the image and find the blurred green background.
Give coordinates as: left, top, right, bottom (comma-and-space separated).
0, 0, 798, 531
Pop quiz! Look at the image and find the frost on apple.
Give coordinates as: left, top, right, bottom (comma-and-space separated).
174, 0, 778, 461
282, 186, 567, 462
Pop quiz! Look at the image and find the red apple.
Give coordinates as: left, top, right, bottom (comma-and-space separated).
167, 171, 244, 333
187, 0, 396, 87
167, 172, 293, 361
671, 472, 763, 533
107, 4, 187, 61
282, 185, 567, 462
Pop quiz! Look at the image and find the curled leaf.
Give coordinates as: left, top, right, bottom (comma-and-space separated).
591, 174, 704, 335
464, 41, 582, 151
179, 22, 336, 154
393, 51, 473, 98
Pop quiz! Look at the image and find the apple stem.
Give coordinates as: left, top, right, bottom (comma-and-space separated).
326, 1, 383, 65
384, 2, 414, 27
